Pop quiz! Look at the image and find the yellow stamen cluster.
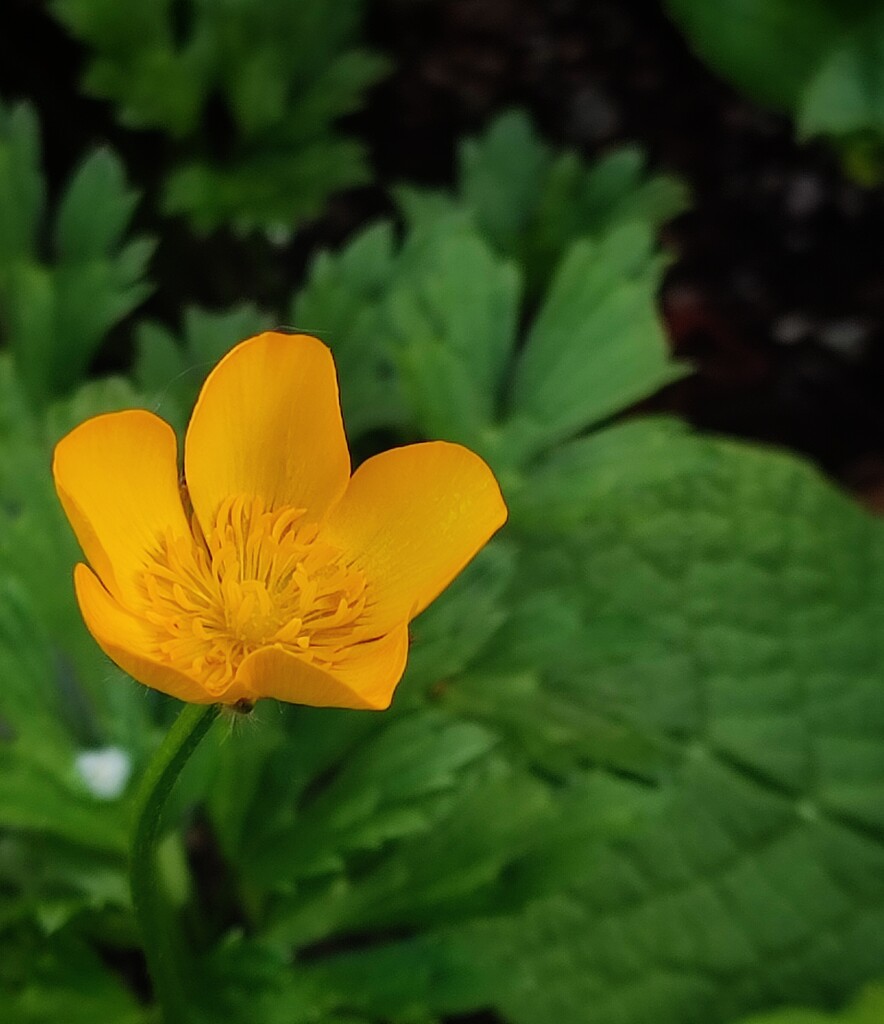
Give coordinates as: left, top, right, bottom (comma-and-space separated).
139, 495, 367, 696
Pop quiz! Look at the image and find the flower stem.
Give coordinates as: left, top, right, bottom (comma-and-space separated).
130, 702, 220, 1023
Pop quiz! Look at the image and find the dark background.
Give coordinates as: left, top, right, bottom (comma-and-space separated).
3, 0, 884, 505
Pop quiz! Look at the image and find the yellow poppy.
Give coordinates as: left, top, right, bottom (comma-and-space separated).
53, 332, 507, 710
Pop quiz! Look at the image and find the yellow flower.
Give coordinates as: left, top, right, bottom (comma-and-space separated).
53, 332, 507, 709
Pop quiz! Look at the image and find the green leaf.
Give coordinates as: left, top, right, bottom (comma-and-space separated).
135, 303, 272, 432
0, 356, 155, 757
245, 711, 497, 887
736, 982, 884, 1022
44, 375, 148, 448
49, 148, 154, 392
398, 110, 687, 295
664, 0, 884, 183
457, 109, 553, 253
0, 103, 152, 405
402, 543, 517, 698
0, 747, 128, 854
290, 222, 407, 438
0, 356, 84, 662
299, 434, 884, 1024
386, 225, 521, 454
302, 211, 683, 467
663, 0, 855, 110
197, 935, 337, 1024
799, 9, 884, 150
506, 223, 687, 459
293, 129, 686, 453
0, 577, 74, 766
52, 0, 389, 235
164, 137, 372, 237
438, 669, 673, 784
268, 757, 554, 949
0, 103, 43, 269
0, 926, 147, 1024
0, 543, 129, 856
509, 416, 696, 531
54, 149, 138, 259
52, 0, 208, 135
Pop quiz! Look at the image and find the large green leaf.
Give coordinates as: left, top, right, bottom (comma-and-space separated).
800, 7, 884, 138
663, 0, 855, 110
298, 432, 884, 1024
508, 416, 697, 532
665, 0, 884, 182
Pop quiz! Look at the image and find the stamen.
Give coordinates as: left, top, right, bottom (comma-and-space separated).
138, 495, 368, 697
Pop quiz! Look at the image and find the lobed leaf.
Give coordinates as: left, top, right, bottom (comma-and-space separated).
0, 103, 153, 405
398, 110, 687, 295
386, 225, 521, 455
506, 222, 687, 459
52, 0, 389, 235
164, 137, 373, 237
290, 222, 407, 438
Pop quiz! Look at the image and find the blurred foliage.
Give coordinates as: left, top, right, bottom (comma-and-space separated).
737, 984, 884, 1024
397, 109, 688, 298
0, 54, 882, 1024
292, 111, 687, 440
664, 0, 884, 184
0, 104, 153, 407
135, 303, 273, 431
50, 0, 389, 235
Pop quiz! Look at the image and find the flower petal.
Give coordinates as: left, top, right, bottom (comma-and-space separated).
184, 332, 350, 533
74, 564, 220, 704
236, 626, 409, 710
324, 441, 507, 633
53, 411, 190, 606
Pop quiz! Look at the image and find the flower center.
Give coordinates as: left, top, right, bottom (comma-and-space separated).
139, 495, 367, 696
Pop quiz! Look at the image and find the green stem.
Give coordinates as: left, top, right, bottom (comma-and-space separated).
130, 702, 221, 1024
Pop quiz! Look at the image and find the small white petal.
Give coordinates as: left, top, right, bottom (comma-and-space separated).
75, 746, 132, 801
